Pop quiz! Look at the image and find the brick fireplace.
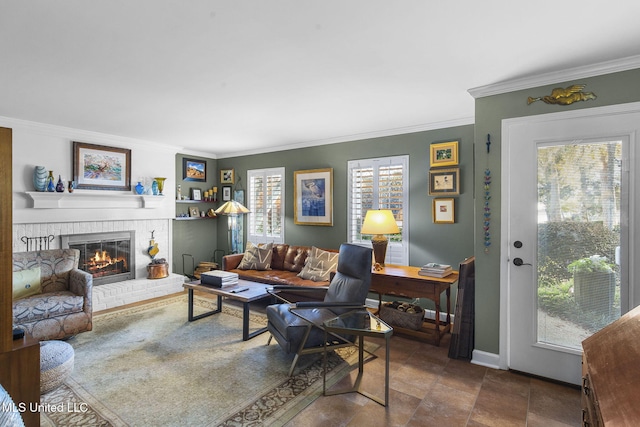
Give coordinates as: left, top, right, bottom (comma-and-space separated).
61, 230, 135, 286
13, 219, 184, 311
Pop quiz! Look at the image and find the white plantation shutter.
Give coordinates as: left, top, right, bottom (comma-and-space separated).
247, 167, 285, 244
348, 156, 409, 265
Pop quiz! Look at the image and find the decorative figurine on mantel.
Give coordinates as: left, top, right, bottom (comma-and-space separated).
146, 230, 169, 279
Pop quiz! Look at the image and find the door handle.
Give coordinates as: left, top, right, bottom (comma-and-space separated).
513, 258, 532, 266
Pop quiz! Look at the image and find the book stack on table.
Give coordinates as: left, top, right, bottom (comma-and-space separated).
418, 263, 453, 278
200, 270, 239, 288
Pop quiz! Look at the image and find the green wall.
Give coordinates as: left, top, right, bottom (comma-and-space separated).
172, 154, 219, 276
216, 125, 475, 309
472, 68, 640, 355
173, 67, 640, 357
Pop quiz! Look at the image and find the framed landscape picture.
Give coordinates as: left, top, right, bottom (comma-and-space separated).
183, 158, 206, 182
294, 168, 333, 226
430, 141, 459, 167
73, 141, 131, 191
429, 168, 460, 195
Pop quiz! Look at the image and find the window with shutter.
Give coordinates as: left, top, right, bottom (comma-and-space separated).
247, 168, 285, 244
348, 156, 408, 265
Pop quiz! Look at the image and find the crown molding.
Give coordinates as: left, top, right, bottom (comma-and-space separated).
217, 116, 475, 159
0, 116, 181, 154
468, 55, 640, 99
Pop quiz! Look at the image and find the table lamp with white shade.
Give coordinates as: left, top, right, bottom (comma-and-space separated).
360, 209, 400, 267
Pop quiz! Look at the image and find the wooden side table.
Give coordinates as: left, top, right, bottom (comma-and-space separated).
0, 336, 40, 427
370, 264, 459, 345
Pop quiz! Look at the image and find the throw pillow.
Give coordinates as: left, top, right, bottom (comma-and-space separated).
237, 242, 273, 270
13, 267, 42, 299
297, 247, 339, 282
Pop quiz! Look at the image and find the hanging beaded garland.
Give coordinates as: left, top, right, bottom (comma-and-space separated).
484, 168, 491, 253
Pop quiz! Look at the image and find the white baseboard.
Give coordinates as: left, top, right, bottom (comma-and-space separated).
471, 349, 501, 370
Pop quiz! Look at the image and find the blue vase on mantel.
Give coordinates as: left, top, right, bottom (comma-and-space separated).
46, 171, 55, 192
33, 166, 47, 192
135, 182, 144, 195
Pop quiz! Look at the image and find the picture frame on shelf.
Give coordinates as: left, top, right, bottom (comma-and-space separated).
192, 188, 202, 201
430, 141, 459, 167
73, 141, 131, 191
433, 198, 455, 224
220, 169, 235, 184
183, 158, 206, 182
222, 185, 232, 201
294, 168, 333, 226
429, 168, 460, 195
189, 206, 200, 218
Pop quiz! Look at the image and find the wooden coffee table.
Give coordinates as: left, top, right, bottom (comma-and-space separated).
183, 279, 272, 341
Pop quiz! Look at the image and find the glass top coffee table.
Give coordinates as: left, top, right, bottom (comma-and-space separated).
323, 309, 393, 406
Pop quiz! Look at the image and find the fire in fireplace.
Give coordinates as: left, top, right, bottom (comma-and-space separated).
61, 231, 135, 286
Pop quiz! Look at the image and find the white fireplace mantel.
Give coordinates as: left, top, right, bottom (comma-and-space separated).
25, 192, 167, 209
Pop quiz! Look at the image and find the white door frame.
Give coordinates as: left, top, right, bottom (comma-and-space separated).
499, 101, 640, 373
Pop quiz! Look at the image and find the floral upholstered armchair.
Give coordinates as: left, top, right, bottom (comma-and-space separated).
12, 249, 93, 340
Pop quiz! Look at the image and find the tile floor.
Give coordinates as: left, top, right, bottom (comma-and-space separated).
285, 333, 582, 427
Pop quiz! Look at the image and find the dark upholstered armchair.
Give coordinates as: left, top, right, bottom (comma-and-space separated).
266, 243, 372, 376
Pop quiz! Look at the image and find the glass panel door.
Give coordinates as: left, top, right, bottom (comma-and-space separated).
536, 140, 622, 351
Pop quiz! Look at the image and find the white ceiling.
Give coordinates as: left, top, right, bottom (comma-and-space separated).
2, 1, 640, 158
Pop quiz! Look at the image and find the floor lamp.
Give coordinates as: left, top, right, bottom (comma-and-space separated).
361, 209, 400, 267
214, 200, 250, 254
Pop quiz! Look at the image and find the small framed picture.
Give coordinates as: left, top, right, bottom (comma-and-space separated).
192, 188, 202, 201
189, 206, 200, 217
429, 168, 460, 195
220, 169, 235, 184
234, 189, 245, 204
430, 141, 459, 167
222, 185, 232, 201
183, 158, 206, 182
433, 198, 455, 224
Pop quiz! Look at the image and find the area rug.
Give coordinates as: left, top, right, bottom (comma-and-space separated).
41, 294, 364, 427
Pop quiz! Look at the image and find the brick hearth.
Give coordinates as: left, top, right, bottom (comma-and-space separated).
92, 273, 185, 312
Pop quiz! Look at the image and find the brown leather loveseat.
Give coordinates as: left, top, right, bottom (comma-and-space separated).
222, 244, 339, 298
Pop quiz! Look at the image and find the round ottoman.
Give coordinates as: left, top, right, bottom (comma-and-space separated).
40, 340, 75, 394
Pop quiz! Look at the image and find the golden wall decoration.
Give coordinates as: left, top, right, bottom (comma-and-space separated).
527, 84, 597, 105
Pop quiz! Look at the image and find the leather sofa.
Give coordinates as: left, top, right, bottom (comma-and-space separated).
222, 244, 339, 300
12, 249, 93, 341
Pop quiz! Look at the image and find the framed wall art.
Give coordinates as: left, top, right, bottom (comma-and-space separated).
222, 185, 232, 201
433, 198, 455, 224
220, 169, 235, 184
430, 141, 459, 167
73, 141, 131, 191
294, 168, 333, 226
429, 168, 460, 196
183, 158, 206, 182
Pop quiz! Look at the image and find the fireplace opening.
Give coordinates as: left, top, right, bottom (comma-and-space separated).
61, 231, 135, 286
